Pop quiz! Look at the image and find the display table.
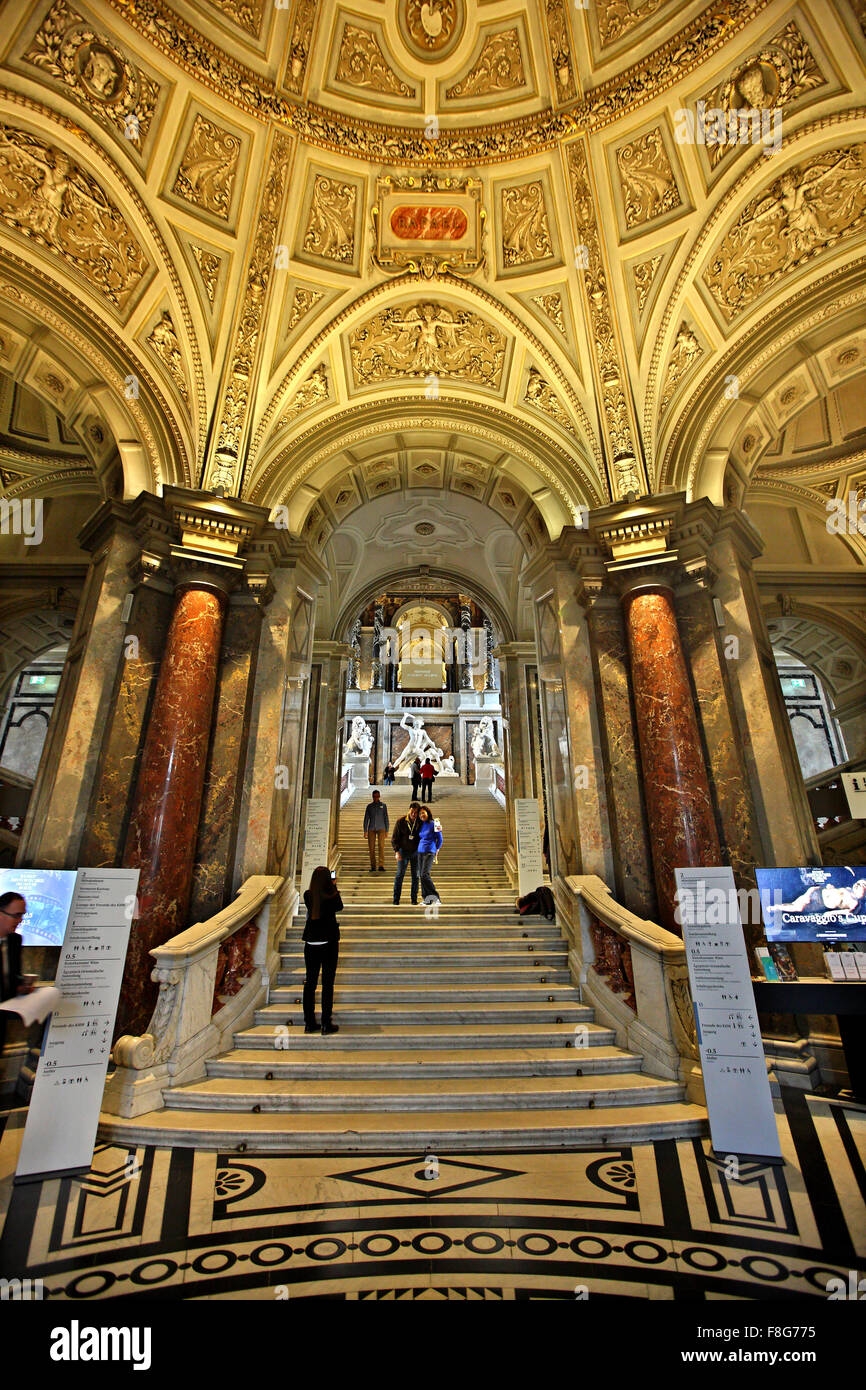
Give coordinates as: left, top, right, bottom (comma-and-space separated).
752, 977, 866, 1100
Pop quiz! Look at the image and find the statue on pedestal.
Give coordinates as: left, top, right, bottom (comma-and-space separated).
345, 716, 373, 757
471, 717, 500, 758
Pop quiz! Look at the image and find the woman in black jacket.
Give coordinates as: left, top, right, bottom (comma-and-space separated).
302, 866, 343, 1035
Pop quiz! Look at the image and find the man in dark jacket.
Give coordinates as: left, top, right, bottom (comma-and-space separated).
363, 789, 390, 871
391, 801, 421, 905
410, 757, 422, 799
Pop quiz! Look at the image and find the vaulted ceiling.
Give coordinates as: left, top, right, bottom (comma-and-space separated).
0, 0, 865, 635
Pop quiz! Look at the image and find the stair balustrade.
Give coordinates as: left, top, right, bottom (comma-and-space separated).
556, 875, 703, 1103
102, 874, 283, 1118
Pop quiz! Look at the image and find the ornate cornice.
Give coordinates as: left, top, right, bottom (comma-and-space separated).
248, 399, 602, 515
104, 0, 774, 165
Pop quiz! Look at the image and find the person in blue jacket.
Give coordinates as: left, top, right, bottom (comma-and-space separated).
416, 805, 443, 905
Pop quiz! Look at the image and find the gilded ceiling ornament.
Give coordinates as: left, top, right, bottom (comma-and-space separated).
208, 0, 265, 39
403, 0, 460, 55
303, 176, 356, 263
287, 286, 324, 330
0, 123, 149, 311
699, 23, 824, 170
446, 30, 525, 99
286, 0, 317, 93
597, 0, 665, 47
659, 323, 702, 415
208, 132, 294, 492
146, 310, 189, 404
0, 468, 25, 489
852, 0, 866, 38
703, 145, 866, 320
335, 24, 415, 98
191, 245, 223, 304
531, 292, 567, 336
564, 141, 641, 496
501, 181, 553, 266
524, 367, 570, 428
23, 0, 160, 149
281, 364, 329, 422
349, 302, 507, 389
172, 115, 241, 219
543, 0, 576, 103
632, 254, 662, 314
616, 127, 681, 228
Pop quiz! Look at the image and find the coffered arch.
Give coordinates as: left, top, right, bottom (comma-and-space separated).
333, 565, 517, 648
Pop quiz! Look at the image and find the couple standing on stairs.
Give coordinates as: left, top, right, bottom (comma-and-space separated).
363, 791, 443, 907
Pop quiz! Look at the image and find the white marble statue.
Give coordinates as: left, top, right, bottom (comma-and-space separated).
471, 717, 500, 759
345, 716, 373, 757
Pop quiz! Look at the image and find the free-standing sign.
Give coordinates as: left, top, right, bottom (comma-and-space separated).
515, 798, 544, 899
16, 867, 140, 1182
300, 799, 331, 894
842, 772, 866, 821
675, 865, 781, 1161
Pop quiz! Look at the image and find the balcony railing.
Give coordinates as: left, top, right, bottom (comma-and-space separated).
804, 756, 865, 832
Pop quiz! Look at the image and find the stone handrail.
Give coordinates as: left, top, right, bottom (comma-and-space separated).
102, 874, 282, 1118
556, 874, 703, 1103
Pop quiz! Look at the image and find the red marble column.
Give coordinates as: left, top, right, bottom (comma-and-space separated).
622, 583, 721, 934
116, 580, 228, 1038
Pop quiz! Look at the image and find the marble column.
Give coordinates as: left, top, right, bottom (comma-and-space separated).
484, 617, 496, 691
310, 640, 349, 868
371, 601, 384, 690
622, 580, 721, 933
347, 617, 361, 690
459, 595, 473, 690
116, 575, 229, 1038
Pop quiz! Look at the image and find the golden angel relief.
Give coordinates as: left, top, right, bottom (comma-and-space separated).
501, 181, 553, 266
349, 303, 507, 389
0, 124, 148, 311
703, 145, 866, 319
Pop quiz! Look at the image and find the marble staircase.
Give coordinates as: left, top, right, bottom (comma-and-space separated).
100, 786, 706, 1151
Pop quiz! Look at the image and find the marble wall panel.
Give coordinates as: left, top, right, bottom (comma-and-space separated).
190, 602, 262, 923
79, 583, 173, 868
587, 600, 657, 920
540, 678, 579, 877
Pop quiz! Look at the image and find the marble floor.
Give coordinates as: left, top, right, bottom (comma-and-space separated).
0, 1086, 863, 1301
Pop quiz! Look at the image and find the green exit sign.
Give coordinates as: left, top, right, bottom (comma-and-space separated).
29, 675, 47, 686
789, 679, 806, 688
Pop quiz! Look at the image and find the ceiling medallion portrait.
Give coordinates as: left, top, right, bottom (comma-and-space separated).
399, 0, 465, 62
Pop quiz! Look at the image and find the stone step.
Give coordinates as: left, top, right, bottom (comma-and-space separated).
283, 927, 562, 941
164, 1072, 686, 1113
279, 950, 569, 966
268, 984, 580, 1004
235, 1021, 612, 1051
277, 968, 573, 985
253, 1001, 589, 1026
207, 1044, 644, 1079
99, 1101, 708, 1152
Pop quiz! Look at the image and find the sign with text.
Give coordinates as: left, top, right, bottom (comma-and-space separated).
16, 867, 140, 1181
515, 798, 544, 899
299, 799, 331, 894
842, 772, 866, 821
675, 865, 781, 1161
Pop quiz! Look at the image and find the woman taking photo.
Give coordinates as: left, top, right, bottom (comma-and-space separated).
416, 806, 443, 906
302, 866, 342, 1035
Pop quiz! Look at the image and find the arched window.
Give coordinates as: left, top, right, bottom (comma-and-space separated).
773, 648, 847, 779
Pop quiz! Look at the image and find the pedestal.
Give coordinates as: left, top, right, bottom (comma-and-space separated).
344, 751, 371, 790
473, 753, 499, 790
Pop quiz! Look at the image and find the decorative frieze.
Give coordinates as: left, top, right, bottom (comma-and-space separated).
348, 303, 507, 389
172, 115, 241, 219
335, 24, 415, 98
446, 29, 525, 99
303, 175, 357, 264
615, 127, 682, 229
501, 180, 552, 266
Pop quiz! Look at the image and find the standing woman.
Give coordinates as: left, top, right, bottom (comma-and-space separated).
416, 806, 443, 906
410, 757, 423, 800
302, 866, 343, 1035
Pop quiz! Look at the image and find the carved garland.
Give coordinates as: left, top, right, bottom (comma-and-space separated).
103, 0, 773, 161
589, 918, 636, 1011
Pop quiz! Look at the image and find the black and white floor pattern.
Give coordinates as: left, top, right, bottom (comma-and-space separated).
0, 1089, 863, 1300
